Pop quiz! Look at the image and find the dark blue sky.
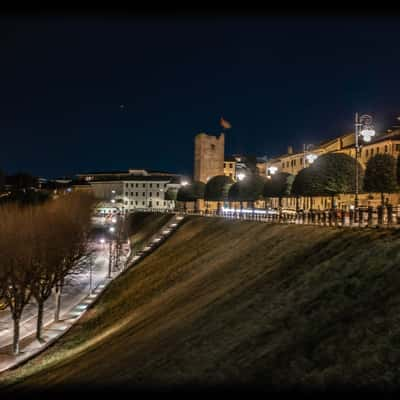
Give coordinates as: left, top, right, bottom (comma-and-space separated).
1, 16, 400, 178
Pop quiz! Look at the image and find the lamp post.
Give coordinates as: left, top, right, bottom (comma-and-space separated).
354, 113, 375, 209
108, 226, 115, 278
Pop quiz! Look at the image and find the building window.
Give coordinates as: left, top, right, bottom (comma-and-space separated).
300, 158, 303, 165
131, 192, 133, 196
376, 147, 380, 153
366, 149, 369, 157
229, 163, 233, 168
135, 201, 138, 205
136, 183, 138, 187
150, 183, 152, 188
229, 173, 233, 177
396, 144, 400, 151
143, 183, 146, 188
282, 162, 284, 168
211, 144, 215, 150
385, 145, 388, 153
156, 192, 159, 197
142, 192, 145, 196
224, 163, 226, 168
124, 200, 128, 205
371, 149, 374, 156
150, 192, 153, 197
131, 183, 133, 187
164, 183, 167, 188
130, 201, 133, 205
126, 183, 129, 188
286, 161, 289, 168
136, 192, 139, 196
157, 183, 159, 188
142, 201, 145, 205
125, 192, 128, 196
156, 201, 159, 206
164, 201, 166, 206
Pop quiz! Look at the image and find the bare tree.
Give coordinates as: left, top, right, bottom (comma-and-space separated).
0, 205, 37, 354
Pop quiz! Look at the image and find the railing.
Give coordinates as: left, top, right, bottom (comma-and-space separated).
178, 205, 400, 228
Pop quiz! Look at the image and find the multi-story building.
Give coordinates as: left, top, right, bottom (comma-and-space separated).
265, 129, 400, 178
90, 175, 182, 214
76, 169, 181, 182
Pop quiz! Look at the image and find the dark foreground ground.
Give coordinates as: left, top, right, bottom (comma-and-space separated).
2, 214, 400, 394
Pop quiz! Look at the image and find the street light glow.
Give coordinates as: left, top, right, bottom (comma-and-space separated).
100, 238, 105, 244
111, 199, 116, 203
268, 166, 278, 175
360, 128, 375, 142
237, 173, 246, 181
306, 153, 318, 164
111, 217, 117, 223
109, 227, 115, 233
181, 181, 189, 186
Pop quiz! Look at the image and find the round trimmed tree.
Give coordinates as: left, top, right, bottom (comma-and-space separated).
204, 175, 234, 213
263, 172, 294, 208
364, 153, 398, 205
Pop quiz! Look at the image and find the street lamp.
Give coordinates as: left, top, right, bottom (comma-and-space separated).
303, 144, 318, 165
181, 180, 189, 186
355, 113, 375, 208
237, 172, 246, 181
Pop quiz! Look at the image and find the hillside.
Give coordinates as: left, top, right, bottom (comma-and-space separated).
2, 215, 400, 391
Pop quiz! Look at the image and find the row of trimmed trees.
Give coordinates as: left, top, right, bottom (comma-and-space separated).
0, 192, 94, 355
176, 152, 400, 211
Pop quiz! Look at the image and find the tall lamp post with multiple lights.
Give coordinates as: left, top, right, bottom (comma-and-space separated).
354, 113, 375, 209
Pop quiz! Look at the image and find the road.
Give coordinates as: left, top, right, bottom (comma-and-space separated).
0, 222, 128, 349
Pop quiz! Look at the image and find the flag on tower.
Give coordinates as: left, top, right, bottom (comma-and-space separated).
220, 116, 232, 129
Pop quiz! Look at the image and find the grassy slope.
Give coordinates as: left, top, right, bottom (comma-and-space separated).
126, 211, 174, 253
2, 216, 400, 390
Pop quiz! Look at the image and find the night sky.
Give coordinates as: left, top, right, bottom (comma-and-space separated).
1, 15, 400, 179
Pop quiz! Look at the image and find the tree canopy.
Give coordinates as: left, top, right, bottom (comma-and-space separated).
164, 187, 178, 201
363, 153, 398, 200
204, 175, 234, 202
177, 181, 205, 202
291, 153, 362, 196
263, 172, 294, 198
228, 174, 266, 202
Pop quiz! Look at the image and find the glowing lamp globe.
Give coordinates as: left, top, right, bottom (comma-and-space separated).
268, 166, 278, 175
360, 129, 375, 142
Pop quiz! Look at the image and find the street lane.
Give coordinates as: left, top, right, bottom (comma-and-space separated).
0, 232, 128, 349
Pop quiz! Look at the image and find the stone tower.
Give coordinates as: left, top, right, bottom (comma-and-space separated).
194, 132, 225, 183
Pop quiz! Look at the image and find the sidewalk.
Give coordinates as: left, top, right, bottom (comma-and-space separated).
0, 213, 185, 374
